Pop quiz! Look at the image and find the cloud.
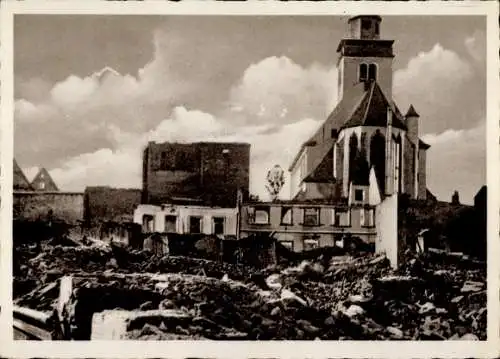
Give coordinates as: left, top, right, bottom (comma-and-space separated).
16, 26, 485, 205
227, 56, 337, 126
44, 106, 320, 200
393, 43, 477, 135
422, 122, 485, 205
15, 50, 334, 199
464, 30, 486, 65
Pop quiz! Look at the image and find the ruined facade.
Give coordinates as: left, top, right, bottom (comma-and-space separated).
289, 15, 430, 205
142, 141, 250, 207
83, 186, 141, 225
239, 200, 377, 252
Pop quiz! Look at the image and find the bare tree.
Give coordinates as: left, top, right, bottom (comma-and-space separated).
265, 165, 285, 201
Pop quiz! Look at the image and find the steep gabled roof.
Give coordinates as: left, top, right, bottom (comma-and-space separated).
289, 83, 368, 171
303, 147, 336, 183
30, 167, 59, 191
342, 82, 407, 130
405, 104, 420, 118
13, 159, 32, 190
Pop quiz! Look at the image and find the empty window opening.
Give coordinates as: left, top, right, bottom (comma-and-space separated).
281, 207, 293, 225
354, 189, 364, 202
303, 237, 319, 251
359, 63, 368, 82
248, 206, 270, 225
281, 241, 294, 251
361, 208, 375, 227
189, 216, 203, 234
213, 217, 225, 235
332, 208, 350, 227
164, 215, 177, 233
303, 207, 320, 226
142, 214, 155, 233
368, 64, 377, 81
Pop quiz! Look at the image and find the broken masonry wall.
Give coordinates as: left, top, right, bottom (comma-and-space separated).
83, 186, 141, 226
143, 142, 250, 207
232, 234, 277, 268
165, 233, 221, 261
375, 194, 399, 269
14, 191, 84, 224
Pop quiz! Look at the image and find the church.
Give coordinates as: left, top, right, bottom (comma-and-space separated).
289, 15, 430, 204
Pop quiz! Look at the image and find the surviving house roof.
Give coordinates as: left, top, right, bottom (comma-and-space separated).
13, 159, 32, 190
30, 167, 59, 192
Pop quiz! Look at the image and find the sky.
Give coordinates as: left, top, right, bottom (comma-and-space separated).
13, 15, 486, 204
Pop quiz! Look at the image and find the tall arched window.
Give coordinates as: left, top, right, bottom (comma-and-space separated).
370, 130, 385, 194
360, 132, 367, 155
348, 133, 359, 184
368, 64, 377, 81
394, 135, 402, 193
359, 63, 368, 82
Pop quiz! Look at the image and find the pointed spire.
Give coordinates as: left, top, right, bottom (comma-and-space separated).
405, 104, 420, 118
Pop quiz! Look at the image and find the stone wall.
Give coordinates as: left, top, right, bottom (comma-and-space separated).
14, 191, 84, 224
375, 194, 398, 269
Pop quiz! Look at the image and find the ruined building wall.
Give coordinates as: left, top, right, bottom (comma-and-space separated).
14, 191, 84, 224
84, 187, 142, 225
142, 142, 250, 207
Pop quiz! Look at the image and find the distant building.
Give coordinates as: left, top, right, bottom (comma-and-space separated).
142, 141, 250, 207
30, 167, 59, 192
289, 15, 430, 204
14, 159, 33, 191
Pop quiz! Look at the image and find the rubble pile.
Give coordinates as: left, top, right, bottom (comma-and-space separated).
14, 239, 486, 340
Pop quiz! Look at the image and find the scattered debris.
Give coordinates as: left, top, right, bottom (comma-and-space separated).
14, 237, 486, 340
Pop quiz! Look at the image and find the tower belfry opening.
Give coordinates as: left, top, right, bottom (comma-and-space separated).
348, 15, 382, 40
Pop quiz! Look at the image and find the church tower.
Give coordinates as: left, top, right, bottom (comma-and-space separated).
289, 15, 430, 204
336, 15, 394, 104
